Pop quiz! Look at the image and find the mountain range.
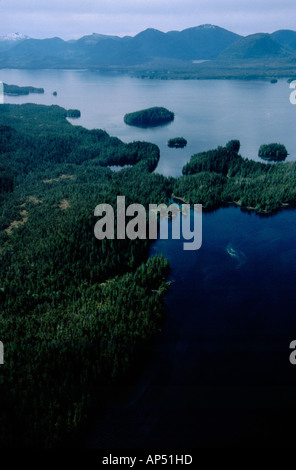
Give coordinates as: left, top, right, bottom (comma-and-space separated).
0, 25, 296, 76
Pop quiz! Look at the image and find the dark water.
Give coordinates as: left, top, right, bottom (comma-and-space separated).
1, 69, 296, 176
87, 208, 296, 448
2, 69, 296, 446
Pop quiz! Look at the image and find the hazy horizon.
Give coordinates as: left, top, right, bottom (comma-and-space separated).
0, 0, 295, 40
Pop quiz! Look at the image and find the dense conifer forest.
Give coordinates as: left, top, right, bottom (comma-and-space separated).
0, 104, 171, 447
1, 103, 295, 447
181, 144, 296, 212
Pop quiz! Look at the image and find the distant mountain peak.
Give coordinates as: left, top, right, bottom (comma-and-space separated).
197, 24, 218, 29
3, 25, 294, 70
143, 28, 162, 33
218, 32, 292, 60
0, 32, 29, 42
135, 28, 164, 36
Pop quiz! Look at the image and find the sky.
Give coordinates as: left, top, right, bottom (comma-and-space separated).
0, 0, 295, 40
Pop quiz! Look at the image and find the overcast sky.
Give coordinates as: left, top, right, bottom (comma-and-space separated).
0, 0, 295, 40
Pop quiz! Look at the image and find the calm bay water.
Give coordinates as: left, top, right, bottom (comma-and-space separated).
87, 208, 296, 448
2, 69, 296, 447
1, 69, 295, 176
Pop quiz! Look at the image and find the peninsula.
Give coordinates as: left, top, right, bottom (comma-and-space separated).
3, 83, 44, 95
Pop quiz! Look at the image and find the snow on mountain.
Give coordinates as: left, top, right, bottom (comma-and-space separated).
0, 33, 30, 42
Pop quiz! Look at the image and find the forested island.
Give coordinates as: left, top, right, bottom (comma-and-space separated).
1, 103, 296, 448
258, 143, 288, 161
3, 83, 44, 95
66, 109, 81, 118
124, 106, 174, 127
168, 137, 187, 148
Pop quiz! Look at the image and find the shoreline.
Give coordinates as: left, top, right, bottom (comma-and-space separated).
0, 66, 294, 81
172, 194, 296, 216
